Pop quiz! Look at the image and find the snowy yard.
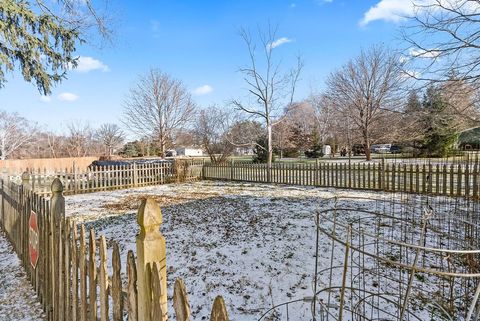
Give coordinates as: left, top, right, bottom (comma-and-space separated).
65, 181, 471, 321
0, 231, 45, 321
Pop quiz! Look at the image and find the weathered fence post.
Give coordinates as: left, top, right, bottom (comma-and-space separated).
201, 159, 205, 180
380, 158, 386, 191
51, 178, 65, 321
133, 162, 138, 187
173, 278, 191, 321
22, 171, 31, 191
136, 198, 167, 321
210, 296, 229, 321
73, 161, 78, 194
0, 179, 3, 230
51, 178, 65, 225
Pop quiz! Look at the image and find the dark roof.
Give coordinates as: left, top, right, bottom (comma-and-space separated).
90, 159, 173, 167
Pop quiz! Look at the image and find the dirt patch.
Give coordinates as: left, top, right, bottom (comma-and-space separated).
102, 191, 221, 211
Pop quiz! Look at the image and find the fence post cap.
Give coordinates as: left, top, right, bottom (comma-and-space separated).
210, 296, 229, 321
137, 198, 162, 234
51, 178, 64, 193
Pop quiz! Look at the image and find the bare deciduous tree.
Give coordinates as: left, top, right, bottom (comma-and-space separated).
309, 95, 334, 145
325, 46, 405, 161
403, 1, 480, 87
122, 69, 197, 157
194, 106, 233, 163
226, 119, 264, 151
96, 123, 125, 156
272, 119, 294, 158
232, 25, 303, 180
194, 106, 264, 162
0, 110, 36, 160
402, 1, 480, 126
45, 131, 64, 158
65, 122, 94, 157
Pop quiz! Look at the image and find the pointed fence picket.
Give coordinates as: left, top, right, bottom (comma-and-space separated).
0, 178, 230, 321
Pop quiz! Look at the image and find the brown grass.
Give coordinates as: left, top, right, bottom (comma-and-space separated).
102, 191, 220, 211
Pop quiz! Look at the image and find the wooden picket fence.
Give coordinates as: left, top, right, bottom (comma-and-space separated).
10, 160, 204, 196
202, 160, 480, 199
0, 178, 230, 321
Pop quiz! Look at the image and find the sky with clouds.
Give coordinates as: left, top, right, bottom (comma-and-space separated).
0, 0, 416, 135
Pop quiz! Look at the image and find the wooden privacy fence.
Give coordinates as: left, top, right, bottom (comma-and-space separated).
10, 160, 204, 196
0, 178, 230, 321
203, 160, 480, 199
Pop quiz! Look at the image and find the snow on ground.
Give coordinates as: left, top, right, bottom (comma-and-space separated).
64, 181, 451, 321
0, 230, 45, 321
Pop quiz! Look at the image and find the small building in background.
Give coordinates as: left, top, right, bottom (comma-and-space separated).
176, 147, 203, 157
234, 147, 255, 156
323, 145, 331, 156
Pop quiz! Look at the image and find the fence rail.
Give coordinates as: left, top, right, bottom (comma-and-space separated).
203, 160, 480, 199
0, 178, 230, 321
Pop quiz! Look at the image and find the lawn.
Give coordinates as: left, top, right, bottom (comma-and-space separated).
65, 181, 472, 320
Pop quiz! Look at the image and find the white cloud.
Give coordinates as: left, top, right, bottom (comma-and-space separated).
267, 37, 293, 50
58, 92, 79, 102
409, 48, 441, 58
193, 85, 213, 95
360, 0, 415, 26
39, 95, 52, 103
360, 0, 480, 26
73, 56, 109, 73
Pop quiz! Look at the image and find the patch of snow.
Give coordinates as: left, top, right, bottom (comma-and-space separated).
0, 230, 45, 321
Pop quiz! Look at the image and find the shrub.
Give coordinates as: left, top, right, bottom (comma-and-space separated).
305, 144, 324, 158
253, 137, 275, 163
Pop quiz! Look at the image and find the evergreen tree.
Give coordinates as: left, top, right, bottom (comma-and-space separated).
253, 137, 273, 163
405, 90, 422, 113
121, 142, 139, 158
0, 0, 110, 94
419, 86, 458, 157
305, 127, 324, 158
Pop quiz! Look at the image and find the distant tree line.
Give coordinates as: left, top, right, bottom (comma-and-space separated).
0, 114, 125, 160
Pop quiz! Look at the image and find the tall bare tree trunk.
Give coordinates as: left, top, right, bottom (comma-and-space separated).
267, 122, 273, 182
364, 131, 371, 161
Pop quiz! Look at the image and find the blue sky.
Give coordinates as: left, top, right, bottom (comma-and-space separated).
0, 0, 413, 135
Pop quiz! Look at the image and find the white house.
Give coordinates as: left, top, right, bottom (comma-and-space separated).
176, 147, 203, 157
234, 147, 255, 156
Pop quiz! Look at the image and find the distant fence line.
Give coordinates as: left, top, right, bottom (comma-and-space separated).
0, 178, 230, 321
9, 160, 204, 196
5, 157, 480, 200
202, 160, 480, 199
0, 156, 99, 176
